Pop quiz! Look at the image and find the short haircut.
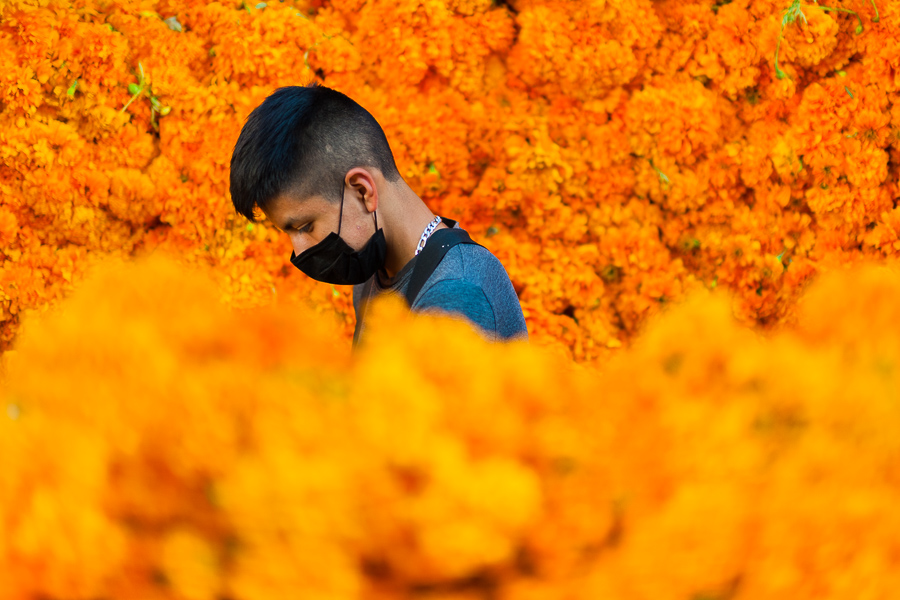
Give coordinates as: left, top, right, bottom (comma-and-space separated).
229, 84, 401, 222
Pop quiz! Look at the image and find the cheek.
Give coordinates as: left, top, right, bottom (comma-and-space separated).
347, 218, 376, 250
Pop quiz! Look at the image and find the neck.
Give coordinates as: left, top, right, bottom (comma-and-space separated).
379, 184, 447, 279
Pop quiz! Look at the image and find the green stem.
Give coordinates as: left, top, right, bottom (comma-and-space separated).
869, 0, 880, 22
119, 87, 143, 113
774, 35, 788, 79
120, 64, 147, 114
817, 5, 864, 33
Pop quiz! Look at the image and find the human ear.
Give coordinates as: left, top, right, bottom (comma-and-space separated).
345, 167, 378, 214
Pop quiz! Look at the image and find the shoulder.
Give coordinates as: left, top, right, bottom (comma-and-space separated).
431, 243, 508, 280
411, 234, 528, 340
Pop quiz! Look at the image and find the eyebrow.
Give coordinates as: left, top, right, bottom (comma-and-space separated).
279, 217, 308, 231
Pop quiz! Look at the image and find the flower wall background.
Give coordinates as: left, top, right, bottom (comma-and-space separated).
2, 0, 898, 361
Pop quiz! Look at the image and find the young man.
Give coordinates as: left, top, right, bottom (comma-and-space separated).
229, 84, 527, 345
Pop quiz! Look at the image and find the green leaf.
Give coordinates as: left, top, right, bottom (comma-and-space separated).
164, 16, 183, 32
66, 80, 78, 98
649, 159, 670, 187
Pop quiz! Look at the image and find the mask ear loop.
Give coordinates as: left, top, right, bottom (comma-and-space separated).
337, 179, 379, 235
336, 180, 346, 236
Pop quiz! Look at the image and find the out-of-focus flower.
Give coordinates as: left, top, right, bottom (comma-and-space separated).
3, 258, 900, 598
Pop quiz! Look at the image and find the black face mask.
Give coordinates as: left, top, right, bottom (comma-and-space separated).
290, 182, 387, 285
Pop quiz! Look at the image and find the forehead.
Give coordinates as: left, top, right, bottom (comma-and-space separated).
264, 191, 331, 223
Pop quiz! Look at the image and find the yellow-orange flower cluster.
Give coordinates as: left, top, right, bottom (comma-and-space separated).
3, 258, 900, 598
1, 0, 899, 362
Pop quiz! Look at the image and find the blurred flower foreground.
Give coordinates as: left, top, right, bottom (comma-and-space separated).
2, 257, 900, 599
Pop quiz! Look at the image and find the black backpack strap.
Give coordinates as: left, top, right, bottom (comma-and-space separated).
405, 226, 481, 307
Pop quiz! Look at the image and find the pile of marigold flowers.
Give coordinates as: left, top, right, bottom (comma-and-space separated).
4, 0, 900, 595
2, 0, 899, 361
2, 258, 900, 599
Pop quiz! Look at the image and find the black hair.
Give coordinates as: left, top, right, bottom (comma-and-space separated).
229, 83, 401, 222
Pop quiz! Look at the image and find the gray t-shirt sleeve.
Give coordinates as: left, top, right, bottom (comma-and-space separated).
352, 282, 363, 316
409, 245, 527, 341
352, 236, 528, 346
414, 278, 497, 335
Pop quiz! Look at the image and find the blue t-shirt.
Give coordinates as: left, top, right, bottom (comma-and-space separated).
352, 228, 528, 345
